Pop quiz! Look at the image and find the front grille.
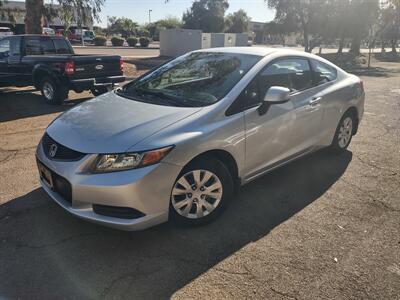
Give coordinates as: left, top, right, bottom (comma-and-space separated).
93, 205, 145, 220
52, 173, 72, 204
42, 133, 85, 161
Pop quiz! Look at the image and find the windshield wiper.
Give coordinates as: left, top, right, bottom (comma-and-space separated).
135, 88, 199, 107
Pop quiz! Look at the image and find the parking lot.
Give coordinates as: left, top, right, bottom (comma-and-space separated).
0, 60, 399, 299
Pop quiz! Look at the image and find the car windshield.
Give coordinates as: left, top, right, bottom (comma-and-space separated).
119, 52, 261, 107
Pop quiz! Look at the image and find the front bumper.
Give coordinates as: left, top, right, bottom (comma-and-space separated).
36, 142, 182, 231
70, 75, 126, 92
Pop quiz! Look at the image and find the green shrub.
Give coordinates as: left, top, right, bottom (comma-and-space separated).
111, 36, 125, 47
139, 37, 150, 47
126, 37, 138, 47
94, 36, 107, 46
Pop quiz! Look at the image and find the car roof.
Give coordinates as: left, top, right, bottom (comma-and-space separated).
9, 34, 65, 39
194, 46, 322, 57
193, 46, 344, 72
195, 47, 278, 56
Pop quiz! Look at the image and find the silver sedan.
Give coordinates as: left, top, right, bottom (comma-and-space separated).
36, 47, 365, 230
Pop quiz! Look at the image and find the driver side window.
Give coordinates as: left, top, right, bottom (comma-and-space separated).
241, 57, 313, 110
0, 38, 10, 59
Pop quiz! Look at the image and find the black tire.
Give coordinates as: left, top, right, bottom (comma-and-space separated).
169, 156, 234, 226
330, 110, 356, 153
40, 76, 68, 105
90, 86, 109, 96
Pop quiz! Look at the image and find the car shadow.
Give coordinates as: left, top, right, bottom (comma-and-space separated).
0, 87, 92, 122
0, 149, 352, 299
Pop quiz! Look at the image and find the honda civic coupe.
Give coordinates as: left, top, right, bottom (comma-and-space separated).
36, 47, 365, 230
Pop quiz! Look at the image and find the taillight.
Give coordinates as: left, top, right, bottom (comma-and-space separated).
64, 61, 75, 75
119, 59, 124, 72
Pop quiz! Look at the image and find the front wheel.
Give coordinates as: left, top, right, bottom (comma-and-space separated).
330, 111, 356, 152
170, 157, 233, 226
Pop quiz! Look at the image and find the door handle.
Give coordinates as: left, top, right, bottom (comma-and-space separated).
309, 96, 322, 106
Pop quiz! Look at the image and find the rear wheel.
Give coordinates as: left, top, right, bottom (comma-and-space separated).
90, 86, 109, 96
170, 157, 233, 226
330, 111, 356, 152
40, 76, 68, 105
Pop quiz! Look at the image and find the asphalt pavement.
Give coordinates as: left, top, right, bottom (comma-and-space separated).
0, 60, 399, 299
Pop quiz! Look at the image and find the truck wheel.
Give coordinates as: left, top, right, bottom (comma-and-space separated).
40, 77, 68, 105
90, 86, 109, 97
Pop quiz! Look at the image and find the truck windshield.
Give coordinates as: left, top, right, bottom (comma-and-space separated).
119, 52, 261, 107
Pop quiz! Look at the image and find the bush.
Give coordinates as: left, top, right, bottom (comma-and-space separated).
111, 36, 125, 47
137, 28, 150, 37
126, 37, 138, 47
94, 36, 107, 46
139, 37, 150, 47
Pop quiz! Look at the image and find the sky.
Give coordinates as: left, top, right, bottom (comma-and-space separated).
95, 0, 275, 26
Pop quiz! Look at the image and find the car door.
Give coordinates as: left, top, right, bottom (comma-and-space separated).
0, 37, 11, 84
6, 36, 24, 84
242, 57, 324, 180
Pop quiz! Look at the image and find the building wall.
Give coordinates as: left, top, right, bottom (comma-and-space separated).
161, 29, 249, 57
160, 29, 203, 57
210, 33, 225, 48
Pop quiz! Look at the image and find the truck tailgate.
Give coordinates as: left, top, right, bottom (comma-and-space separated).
72, 55, 122, 79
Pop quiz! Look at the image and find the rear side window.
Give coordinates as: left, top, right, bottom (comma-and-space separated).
258, 58, 313, 94
311, 59, 337, 85
25, 37, 55, 55
10, 36, 21, 56
238, 58, 314, 110
53, 39, 71, 54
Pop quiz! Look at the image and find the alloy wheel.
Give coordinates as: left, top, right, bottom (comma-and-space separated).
43, 81, 55, 101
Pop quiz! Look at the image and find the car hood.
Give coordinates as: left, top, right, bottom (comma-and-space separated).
46, 92, 202, 154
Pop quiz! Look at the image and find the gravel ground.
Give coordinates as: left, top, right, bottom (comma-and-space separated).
0, 61, 399, 299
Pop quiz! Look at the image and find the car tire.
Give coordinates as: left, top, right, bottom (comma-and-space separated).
40, 76, 68, 105
330, 110, 356, 152
169, 156, 234, 226
90, 86, 109, 96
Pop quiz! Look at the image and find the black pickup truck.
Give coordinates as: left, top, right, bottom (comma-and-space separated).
0, 35, 125, 104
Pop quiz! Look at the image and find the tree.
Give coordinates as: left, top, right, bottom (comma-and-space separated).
24, 0, 105, 34
346, 0, 380, 55
377, 0, 400, 54
266, 0, 328, 52
225, 9, 251, 33
109, 17, 138, 38
136, 27, 150, 37
25, 0, 44, 34
59, 4, 74, 35
182, 0, 229, 32
146, 17, 182, 40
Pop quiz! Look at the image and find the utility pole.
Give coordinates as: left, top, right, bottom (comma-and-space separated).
149, 9, 152, 24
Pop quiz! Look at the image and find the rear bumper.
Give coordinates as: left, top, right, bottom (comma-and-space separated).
70, 75, 126, 91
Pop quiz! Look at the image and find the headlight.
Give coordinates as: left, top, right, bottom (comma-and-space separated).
93, 146, 174, 173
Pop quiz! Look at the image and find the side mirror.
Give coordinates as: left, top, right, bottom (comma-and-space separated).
258, 86, 291, 116
263, 86, 291, 104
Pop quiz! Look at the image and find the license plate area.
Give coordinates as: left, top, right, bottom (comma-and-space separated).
37, 160, 54, 189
